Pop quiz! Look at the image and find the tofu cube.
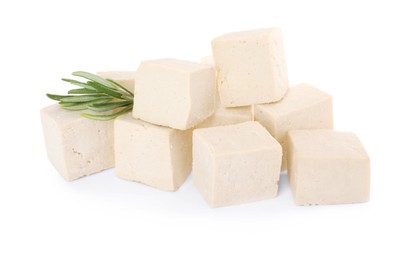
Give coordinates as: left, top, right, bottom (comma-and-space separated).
40, 104, 114, 181
212, 28, 289, 107
97, 71, 135, 93
193, 122, 282, 207
133, 59, 216, 130
254, 83, 333, 170
114, 113, 192, 191
287, 130, 370, 205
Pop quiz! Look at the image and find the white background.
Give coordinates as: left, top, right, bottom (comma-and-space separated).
1, 0, 398, 259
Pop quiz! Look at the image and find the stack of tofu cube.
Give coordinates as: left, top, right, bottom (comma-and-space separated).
41, 28, 370, 207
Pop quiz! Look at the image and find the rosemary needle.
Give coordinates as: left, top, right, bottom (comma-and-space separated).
46, 71, 134, 120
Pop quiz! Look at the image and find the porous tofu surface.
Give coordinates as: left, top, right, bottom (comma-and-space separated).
133, 59, 215, 130
40, 104, 114, 181
212, 28, 288, 107
195, 121, 280, 155
288, 129, 370, 205
193, 121, 282, 207
114, 113, 192, 191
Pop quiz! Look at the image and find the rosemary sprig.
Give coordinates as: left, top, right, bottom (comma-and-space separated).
46, 71, 134, 120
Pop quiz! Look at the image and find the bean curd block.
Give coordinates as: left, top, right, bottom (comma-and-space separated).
193, 122, 282, 208
212, 28, 289, 107
287, 130, 370, 205
40, 104, 114, 181
133, 59, 216, 130
114, 113, 192, 191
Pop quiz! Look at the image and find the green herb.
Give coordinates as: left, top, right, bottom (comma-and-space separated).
46, 71, 134, 120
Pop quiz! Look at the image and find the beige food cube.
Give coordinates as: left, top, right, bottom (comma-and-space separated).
287, 130, 370, 205
254, 83, 333, 170
212, 28, 289, 107
193, 121, 282, 207
97, 71, 135, 93
195, 96, 252, 128
133, 59, 216, 130
114, 113, 192, 191
40, 104, 114, 181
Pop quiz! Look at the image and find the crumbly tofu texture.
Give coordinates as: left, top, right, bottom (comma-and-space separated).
287, 130, 370, 205
40, 104, 114, 181
193, 121, 282, 207
212, 28, 289, 107
96, 71, 135, 93
114, 113, 192, 191
254, 83, 333, 170
133, 59, 216, 130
